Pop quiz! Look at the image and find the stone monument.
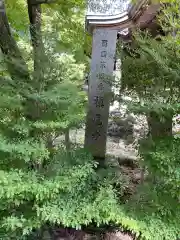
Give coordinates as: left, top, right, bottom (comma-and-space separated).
84, 0, 156, 160
84, 28, 117, 160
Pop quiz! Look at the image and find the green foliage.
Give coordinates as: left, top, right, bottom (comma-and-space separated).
5, 0, 29, 32
0, 48, 111, 238
5, 0, 90, 66
140, 136, 180, 199
0, 145, 127, 239
118, 2, 180, 239
121, 31, 180, 115
1, 1, 180, 240
120, 0, 180, 116
0, 2, 88, 237
123, 136, 180, 240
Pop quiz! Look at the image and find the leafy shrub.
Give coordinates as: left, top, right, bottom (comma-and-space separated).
123, 136, 180, 240
0, 48, 88, 238
140, 136, 180, 200
0, 148, 120, 239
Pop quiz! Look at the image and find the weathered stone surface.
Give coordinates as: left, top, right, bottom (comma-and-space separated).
84, 28, 117, 159
87, 0, 130, 15
104, 232, 133, 240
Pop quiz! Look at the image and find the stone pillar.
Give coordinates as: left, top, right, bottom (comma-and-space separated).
84, 28, 117, 161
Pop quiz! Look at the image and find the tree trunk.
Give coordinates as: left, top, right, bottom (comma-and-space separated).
27, 0, 45, 71
147, 111, 173, 139
0, 0, 29, 81
65, 129, 71, 151
27, 0, 47, 124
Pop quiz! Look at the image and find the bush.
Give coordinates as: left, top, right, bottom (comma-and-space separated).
124, 136, 180, 240
0, 148, 122, 239
140, 136, 180, 200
